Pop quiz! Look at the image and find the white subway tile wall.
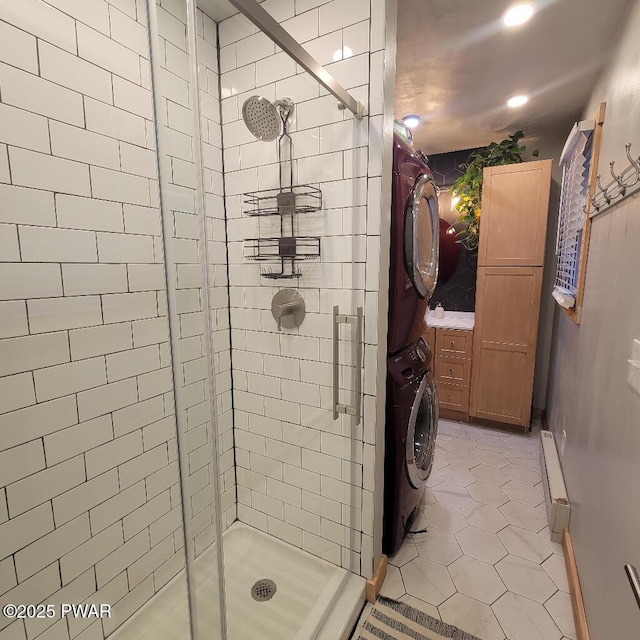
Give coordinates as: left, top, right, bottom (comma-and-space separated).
0, 0, 227, 638
219, 0, 386, 578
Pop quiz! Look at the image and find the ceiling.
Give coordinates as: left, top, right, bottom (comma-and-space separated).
395, 0, 634, 154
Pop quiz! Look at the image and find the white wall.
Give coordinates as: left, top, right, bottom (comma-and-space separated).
218, 0, 389, 577
546, 1, 640, 637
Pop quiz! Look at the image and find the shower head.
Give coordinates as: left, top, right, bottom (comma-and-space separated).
242, 96, 294, 142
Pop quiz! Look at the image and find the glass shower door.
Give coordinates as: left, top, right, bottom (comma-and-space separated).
146, 0, 228, 639
216, 2, 369, 635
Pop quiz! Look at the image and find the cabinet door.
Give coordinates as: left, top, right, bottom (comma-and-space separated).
478, 160, 552, 267
470, 267, 543, 426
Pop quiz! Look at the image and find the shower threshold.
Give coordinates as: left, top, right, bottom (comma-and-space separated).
112, 521, 365, 640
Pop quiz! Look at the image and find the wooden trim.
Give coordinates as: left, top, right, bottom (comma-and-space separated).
563, 528, 591, 640
559, 102, 606, 325
366, 554, 387, 603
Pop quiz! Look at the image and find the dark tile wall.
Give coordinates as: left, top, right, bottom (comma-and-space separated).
429, 148, 480, 312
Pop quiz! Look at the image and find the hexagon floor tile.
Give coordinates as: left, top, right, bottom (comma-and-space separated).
447, 437, 480, 453
501, 480, 545, 507
466, 481, 509, 507
462, 502, 509, 533
471, 464, 509, 486
456, 526, 509, 564
448, 555, 507, 605
493, 591, 563, 640
475, 435, 512, 453
400, 556, 456, 606
414, 527, 463, 566
443, 450, 481, 470
439, 593, 506, 640
388, 539, 418, 567
495, 555, 557, 603
473, 449, 510, 468
497, 525, 553, 564
542, 553, 570, 592
502, 464, 541, 485
432, 482, 473, 509
504, 448, 540, 468
500, 501, 548, 532
378, 420, 573, 640
380, 563, 405, 599
545, 590, 576, 639
424, 502, 469, 534
439, 464, 476, 488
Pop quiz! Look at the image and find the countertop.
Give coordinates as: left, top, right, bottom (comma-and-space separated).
426, 310, 475, 330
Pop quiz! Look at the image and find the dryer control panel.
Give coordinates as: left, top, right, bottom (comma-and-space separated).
388, 339, 432, 388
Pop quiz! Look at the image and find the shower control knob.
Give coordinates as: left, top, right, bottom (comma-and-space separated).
271, 289, 305, 332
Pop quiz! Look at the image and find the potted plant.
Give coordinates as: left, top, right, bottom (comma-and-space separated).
451, 131, 538, 251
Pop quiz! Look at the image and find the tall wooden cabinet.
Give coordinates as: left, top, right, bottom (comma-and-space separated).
470, 160, 552, 428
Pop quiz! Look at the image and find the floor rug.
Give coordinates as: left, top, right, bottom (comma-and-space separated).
355, 596, 482, 640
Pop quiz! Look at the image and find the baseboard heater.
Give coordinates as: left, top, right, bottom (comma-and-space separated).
539, 430, 571, 543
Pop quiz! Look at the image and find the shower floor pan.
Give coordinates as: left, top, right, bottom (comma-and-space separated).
113, 521, 365, 640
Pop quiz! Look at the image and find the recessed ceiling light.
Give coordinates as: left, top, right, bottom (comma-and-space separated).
402, 114, 421, 129
332, 46, 353, 62
507, 94, 529, 108
502, 3, 536, 27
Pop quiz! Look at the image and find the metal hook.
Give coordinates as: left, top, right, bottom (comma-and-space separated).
596, 174, 611, 204
623, 143, 640, 188
590, 192, 600, 212
625, 143, 640, 174
609, 161, 626, 196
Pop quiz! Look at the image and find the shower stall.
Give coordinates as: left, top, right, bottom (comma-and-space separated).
0, 0, 395, 639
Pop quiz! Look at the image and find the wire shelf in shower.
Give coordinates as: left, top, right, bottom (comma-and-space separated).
244, 236, 321, 261
244, 236, 321, 279
243, 184, 322, 217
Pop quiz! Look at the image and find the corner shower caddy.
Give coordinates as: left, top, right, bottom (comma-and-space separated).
242, 97, 322, 279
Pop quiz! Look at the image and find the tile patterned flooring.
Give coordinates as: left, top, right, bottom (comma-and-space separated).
373, 420, 575, 640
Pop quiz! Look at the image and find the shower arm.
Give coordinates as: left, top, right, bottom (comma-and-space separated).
227, 0, 365, 120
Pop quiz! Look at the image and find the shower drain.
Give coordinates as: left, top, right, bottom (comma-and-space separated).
251, 578, 277, 602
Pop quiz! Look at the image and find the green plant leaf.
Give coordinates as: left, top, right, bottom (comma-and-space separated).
450, 130, 533, 250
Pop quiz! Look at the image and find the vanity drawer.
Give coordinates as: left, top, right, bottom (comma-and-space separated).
437, 382, 470, 413
436, 329, 473, 359
436, 356, 471, 386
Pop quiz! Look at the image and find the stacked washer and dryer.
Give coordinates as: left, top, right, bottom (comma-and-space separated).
383, 132, 441, 555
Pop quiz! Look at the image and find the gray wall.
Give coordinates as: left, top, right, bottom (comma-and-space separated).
546, 1, 640, 637
528, 132, 566, 410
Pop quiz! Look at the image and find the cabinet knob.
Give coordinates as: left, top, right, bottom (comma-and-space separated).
450, 341, 455, 346
449, 368, 454, 374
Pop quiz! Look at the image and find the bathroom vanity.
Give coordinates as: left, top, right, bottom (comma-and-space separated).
424, 312, 475, 421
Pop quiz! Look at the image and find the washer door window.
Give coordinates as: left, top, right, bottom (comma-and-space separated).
406, 374, 439, 489
404, 174, 440, 299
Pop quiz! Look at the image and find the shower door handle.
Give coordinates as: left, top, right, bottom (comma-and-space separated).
332, 306, 363, 424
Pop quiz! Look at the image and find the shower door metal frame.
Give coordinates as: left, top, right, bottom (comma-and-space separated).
145, 1, 229, 639
226, 0, 366, 119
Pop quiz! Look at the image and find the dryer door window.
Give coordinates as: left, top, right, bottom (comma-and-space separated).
406, 374, 439, 489
404, 174, 440, 299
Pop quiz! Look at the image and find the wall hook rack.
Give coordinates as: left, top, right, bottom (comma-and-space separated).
589, 142, 640, 214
